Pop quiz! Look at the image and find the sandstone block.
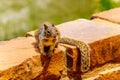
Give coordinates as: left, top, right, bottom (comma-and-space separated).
1, 18, 120, 80
91, 8, 120, 24
26, 19, 120, 80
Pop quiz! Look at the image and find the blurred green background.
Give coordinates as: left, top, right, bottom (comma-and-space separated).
0, 0, 120, 41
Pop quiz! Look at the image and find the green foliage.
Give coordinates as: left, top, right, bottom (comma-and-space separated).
0, 0, 119, 40
99, 0, 119, 11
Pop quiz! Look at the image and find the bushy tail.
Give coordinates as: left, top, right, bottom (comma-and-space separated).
60, 37, 90, 72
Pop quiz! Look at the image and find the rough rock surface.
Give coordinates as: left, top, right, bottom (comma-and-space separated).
26, 19, 120, 79
0, 37, 42, 80
0, 8, 120, 80
91, 7, 120, 24
27, 19, 120, 69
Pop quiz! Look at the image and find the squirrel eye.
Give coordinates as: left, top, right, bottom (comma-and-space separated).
43, 39, 48, 42
52, 39, 56, 42
52, 24, 55, 27
47, 31, 50, 34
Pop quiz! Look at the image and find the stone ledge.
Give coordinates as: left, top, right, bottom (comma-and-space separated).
0, 55, 42, 80
82, 63, 120, 80
0, 37, 39, 71
27, 19, 120, 69
0, 8, 120, 80
0, 37, 66, 80
91, 7, 120, 24
26, 19, 120, 79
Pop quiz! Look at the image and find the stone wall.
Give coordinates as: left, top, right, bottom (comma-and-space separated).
0, 8, 120, 80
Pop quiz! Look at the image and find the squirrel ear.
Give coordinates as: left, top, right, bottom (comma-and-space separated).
44, 24, 48, 30
52, 24, 55, 27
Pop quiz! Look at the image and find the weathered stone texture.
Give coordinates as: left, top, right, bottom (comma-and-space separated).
1, 8, 120, 80
26, 19, 120, 79
91, 8, 120, 24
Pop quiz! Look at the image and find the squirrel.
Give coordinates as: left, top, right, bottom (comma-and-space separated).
34, 22, 90, 73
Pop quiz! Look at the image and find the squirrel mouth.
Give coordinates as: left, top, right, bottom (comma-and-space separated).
44, 46, 50, 53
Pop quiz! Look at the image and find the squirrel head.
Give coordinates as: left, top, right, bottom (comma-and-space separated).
42, 22, 59, 37
43, 22, 55, 30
